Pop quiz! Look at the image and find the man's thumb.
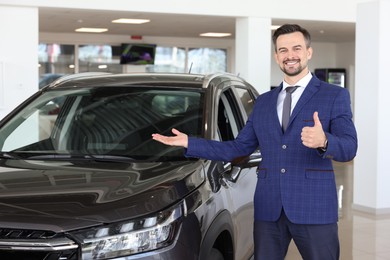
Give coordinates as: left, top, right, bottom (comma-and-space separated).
313, 111, 322, 127
171, 128, 181, 135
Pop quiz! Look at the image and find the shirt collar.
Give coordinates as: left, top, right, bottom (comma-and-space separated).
282, 72, 313, 90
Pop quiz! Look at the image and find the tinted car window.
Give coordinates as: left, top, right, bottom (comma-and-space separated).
218, 89, 243, 141
0, 87, 203, 161
235, 87, 255, 117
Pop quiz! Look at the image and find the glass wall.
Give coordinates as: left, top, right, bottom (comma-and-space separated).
38, 43, 75, 88
187, 48, 227, 74
38, 43, 227, 88
78, 45, 122, 73
147, 46, 186, 73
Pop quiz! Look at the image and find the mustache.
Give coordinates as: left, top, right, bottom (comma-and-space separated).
283, 58, 300, 63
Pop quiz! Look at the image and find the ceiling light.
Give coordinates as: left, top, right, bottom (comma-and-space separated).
200, 32, 231, 38
75, 27, 108, 33
112, 18, 150, 24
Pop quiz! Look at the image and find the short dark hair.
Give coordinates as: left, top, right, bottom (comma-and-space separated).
272, 24, 311, 51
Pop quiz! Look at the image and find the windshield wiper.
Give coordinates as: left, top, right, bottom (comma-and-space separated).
85, 154, 138, 163
0, 152, 23, 160
25, 154, 137, 163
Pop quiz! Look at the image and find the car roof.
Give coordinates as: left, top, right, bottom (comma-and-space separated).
42, 72, 254, 93
46, 72, 208, 90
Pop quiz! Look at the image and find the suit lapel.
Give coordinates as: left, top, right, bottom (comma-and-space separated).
289, 77, 321, 124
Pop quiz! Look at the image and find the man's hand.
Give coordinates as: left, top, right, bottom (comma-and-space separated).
301, 111, 327, 149
152, 128, 189, 148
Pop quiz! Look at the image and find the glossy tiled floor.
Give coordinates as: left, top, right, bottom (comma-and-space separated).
284, 161, 390, 260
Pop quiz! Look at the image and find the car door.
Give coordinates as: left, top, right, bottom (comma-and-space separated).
216, 85, 259, 260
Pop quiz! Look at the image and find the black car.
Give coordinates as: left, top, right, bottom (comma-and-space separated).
0, 72, 261, 260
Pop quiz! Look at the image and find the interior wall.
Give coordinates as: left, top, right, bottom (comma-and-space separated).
335, 42, 356, 108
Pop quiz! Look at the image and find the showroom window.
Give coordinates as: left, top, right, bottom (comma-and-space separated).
187, 48, 227, 74
38, 44, 227, 88
147, 46, 186, 73
38, 43, 75, 88
78, 44, 122, 73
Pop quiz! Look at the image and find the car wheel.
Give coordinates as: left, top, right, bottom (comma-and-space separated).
207, 248, 224, 260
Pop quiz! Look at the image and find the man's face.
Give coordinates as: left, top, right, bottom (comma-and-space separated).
274, 31, 312, 77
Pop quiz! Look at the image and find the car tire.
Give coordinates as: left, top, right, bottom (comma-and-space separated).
207, 248, 224, 260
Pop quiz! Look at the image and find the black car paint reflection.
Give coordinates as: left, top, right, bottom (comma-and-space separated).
0, 158, 204, 230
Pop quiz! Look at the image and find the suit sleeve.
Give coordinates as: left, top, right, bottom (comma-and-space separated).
185, 111, 259, 162
321, 88, 358, 162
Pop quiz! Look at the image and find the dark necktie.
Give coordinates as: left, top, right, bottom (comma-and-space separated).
282, 86, 299, 132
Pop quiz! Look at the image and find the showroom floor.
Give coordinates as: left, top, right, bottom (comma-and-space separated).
283, 161, 390, 260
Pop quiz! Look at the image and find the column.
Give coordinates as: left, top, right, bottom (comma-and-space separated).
0, 6, 38, 119
235, 17, 271, 94
353, 0, 390, 214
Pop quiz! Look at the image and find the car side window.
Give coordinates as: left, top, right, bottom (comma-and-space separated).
217, 89, 244, 141
235, 87, 255, 118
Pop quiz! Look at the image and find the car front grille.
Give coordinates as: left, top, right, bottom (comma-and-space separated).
0, 228, 57, 239
0, 249, 78, 260
0, 228, 79, 260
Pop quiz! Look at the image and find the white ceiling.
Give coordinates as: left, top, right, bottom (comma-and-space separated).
39, 8, 355, 43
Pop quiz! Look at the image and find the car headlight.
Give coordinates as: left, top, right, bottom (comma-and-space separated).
70, 204, 183, 259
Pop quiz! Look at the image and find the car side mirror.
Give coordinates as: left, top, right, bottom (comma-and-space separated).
232, 150, 262, 168
222, 150, 262, 183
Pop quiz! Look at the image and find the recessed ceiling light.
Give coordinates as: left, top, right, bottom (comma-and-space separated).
200, 32, 232, 38
112, 18, 150, 24
75, 27, 108, 33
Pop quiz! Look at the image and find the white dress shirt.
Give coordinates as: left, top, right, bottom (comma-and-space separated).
277, 72, 313, 126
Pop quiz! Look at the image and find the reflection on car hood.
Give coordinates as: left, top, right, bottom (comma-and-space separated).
0, 159, 204, 232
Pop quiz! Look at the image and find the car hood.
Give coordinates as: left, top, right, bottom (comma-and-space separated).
0, 158, 204, 232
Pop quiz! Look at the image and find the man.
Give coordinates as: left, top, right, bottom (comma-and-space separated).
152, 24, 358, 260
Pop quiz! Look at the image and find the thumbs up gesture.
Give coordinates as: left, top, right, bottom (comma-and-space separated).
301, 111, 327, 149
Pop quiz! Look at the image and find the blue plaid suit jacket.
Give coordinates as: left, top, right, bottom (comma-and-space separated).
186, 75, 358, 224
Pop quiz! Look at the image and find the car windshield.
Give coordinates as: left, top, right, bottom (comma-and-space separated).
0, 86, 204, 161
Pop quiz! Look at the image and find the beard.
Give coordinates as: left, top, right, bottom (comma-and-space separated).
280, 59, 307, 77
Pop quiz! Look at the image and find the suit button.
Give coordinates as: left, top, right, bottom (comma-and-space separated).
282, 145, 287, 149
281, 168, 286, 173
